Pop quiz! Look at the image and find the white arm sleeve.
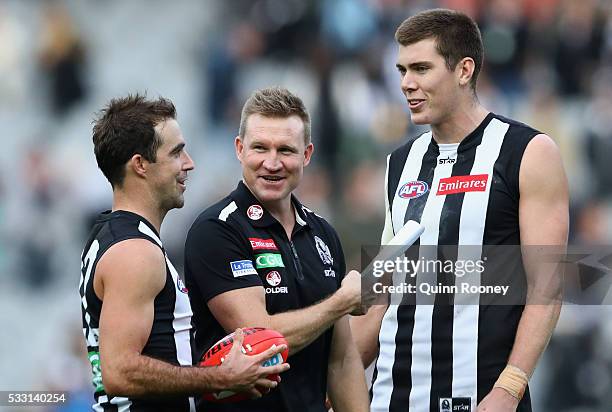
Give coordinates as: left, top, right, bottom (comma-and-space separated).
381, 154, 394, 245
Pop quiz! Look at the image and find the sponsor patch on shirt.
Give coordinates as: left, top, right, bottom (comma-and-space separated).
439, 397, 471, 412
266, 270, 282, 286
437, 174, 488, 195
255, 253, 285, 269
230, 260, 258, 277
249, 237, 278, 251
247, 204, 264, 220
398, 180, 429, 199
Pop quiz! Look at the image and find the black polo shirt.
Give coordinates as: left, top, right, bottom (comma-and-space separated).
184, 181, 346, 412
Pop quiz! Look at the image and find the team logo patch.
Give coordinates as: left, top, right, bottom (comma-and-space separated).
437, 174, 488, 196
247, 205, 264, 220
439, 397, 471, 411
249, 237, 278, 251
177, 277, 189, 293
314, 236, 333, 265
398, 181, 429, 199
266, 271, 282, 286
255, 253, 285, 269
230, 260, 258, 277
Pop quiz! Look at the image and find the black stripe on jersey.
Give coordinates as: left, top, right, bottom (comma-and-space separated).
388, 141, 438, 412
429, 144, 479, 410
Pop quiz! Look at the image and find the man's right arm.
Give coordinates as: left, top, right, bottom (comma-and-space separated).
351, 157, 392, 367
207, 270, 363, 355
96, 239, 288, 398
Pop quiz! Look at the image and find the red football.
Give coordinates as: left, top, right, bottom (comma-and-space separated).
199, 327, 289, 403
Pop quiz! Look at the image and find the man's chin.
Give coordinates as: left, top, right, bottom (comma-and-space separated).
410, 113, 429, 125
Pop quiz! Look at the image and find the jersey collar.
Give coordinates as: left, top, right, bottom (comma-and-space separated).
232, 181, 310, 229
429, 112, 495, 154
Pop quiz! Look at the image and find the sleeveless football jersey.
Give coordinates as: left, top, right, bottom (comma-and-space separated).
372, 113, 538, 412
79, 210, 194, 411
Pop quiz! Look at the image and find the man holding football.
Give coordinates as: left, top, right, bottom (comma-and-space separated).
185, 87, 369, 412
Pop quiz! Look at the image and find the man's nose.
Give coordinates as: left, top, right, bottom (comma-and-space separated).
183, 151, 195, 171
262, 152, 282, 171
401, 74, 418, 94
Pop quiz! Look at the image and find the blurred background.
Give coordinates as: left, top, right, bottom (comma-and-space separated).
0, 0, 610, 410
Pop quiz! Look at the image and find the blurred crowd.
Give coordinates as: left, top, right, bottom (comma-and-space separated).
0, 0, 610, 410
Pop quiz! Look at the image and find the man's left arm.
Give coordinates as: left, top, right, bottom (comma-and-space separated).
478, 134, 569, 411
327, 315, 370, 412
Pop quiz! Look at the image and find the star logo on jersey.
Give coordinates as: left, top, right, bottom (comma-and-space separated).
315, 236, 333, 265
398, 181, 429, 199
247, 205, 264, 220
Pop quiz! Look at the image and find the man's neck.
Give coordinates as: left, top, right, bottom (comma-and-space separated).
264, 198, 295, 240
431, 103, 489, 144
112, 188, 165, 232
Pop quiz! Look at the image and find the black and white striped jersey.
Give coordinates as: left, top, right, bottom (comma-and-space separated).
371, 113, 538, 412
79, 210, 195, 412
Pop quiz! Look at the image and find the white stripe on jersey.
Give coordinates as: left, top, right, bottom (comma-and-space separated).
452, 118, 508, 409
166, 256, 194, 366
93, 395, 106, 412
371, 132, 430, 412
391, 132, 431, 232
110, 396, 132, 411
81, 240, 100, 347
409, 144, 459, 412
219, 201, 238, 222
138, 221, 162, 247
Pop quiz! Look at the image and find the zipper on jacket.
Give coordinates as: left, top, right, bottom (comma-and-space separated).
289, 240, 304, 280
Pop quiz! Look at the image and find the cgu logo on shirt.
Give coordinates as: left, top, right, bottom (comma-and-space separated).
437, 174, 488, 196
398, 181, 429, 199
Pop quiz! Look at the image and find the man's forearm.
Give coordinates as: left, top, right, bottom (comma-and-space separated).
268, 289, 354, 354
506, 302, 561, 377
327, 318, 369, 412
104, 354, 226, 397
351, 304, 387, 367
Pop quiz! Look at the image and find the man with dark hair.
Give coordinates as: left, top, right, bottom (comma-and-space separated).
80, 94, 289, 412
353, 9, 568, 412
185, 87, 369, 412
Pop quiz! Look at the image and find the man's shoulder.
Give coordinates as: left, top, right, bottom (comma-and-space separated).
186, 194, 247, 248
388, 131, 431, 166
86, 211, 163, 257
493, 113, 541, 141
299, 204, 340, 240
192, 193, 241, 226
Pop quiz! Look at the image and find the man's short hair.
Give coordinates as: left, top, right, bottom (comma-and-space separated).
92, 93, 176, 187
395, 8, 483, 90
239, 87, 311, 144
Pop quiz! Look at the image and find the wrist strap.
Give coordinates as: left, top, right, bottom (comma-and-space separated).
493, 364, 529, 400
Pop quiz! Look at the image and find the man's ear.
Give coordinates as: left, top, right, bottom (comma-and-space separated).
456, 57, 475, 87
303, 142, 314, 167
235, 136, 244, 162
128, 154, 148, 178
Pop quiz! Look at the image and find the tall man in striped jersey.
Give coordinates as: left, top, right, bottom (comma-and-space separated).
352, 9, 568, 412
80, 94, 289, 411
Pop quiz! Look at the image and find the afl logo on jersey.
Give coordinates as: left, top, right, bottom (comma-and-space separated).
266, 271, 282, 286
398, 181, 429, 199
177, 277, 189, 294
